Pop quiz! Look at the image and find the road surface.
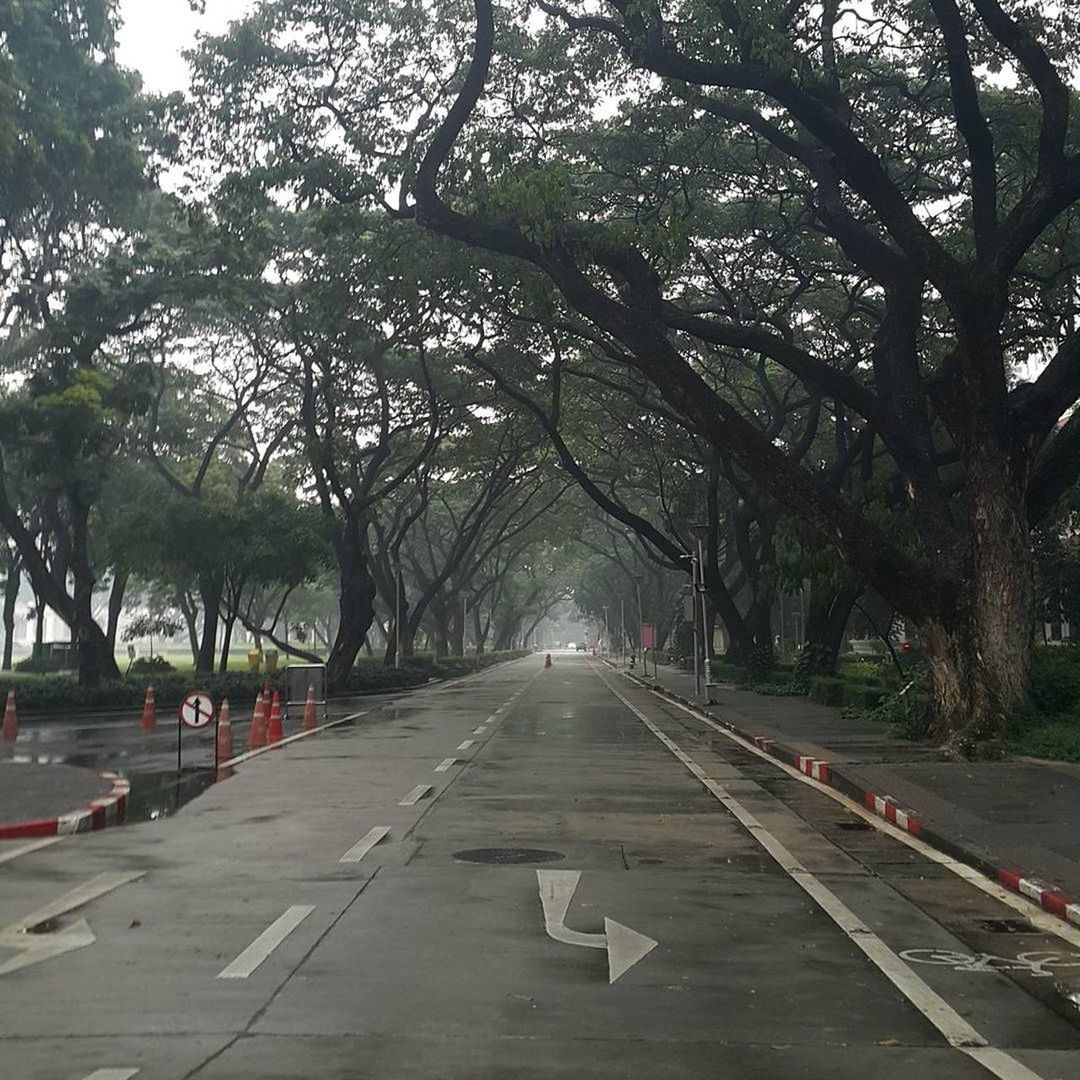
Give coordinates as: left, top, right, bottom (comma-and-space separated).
0, 654, 1078, 1079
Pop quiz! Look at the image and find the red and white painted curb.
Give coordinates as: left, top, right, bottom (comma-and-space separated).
0, 771, 129, 840
861, 790, 924, 837
796, 754, 831, 784
997, 868, 1080, 928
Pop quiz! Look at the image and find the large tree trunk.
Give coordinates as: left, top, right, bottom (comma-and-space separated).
218, 612, 237, 673
177, 589, 200, 665
106, 571, 128, 654
196, 573, 222, 674
796, 583, 861, 681
920, 453, 1033, 756
2, 554, 20, 670
326, 550, 377, 689
70, 499, 120, 686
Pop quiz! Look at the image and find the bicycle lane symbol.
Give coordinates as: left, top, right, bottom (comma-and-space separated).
901, 948, 1080, 978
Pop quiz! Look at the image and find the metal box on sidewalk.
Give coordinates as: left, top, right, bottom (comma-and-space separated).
284, 663, 328, 721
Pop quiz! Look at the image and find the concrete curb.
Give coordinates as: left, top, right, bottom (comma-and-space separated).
622, 668, 1080, 933
0, 771, 130, 840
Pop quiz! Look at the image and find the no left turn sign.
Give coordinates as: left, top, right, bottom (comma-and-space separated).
179, 691, 215, 730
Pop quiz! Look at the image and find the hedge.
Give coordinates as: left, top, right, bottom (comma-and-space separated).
2, 650, 531, 717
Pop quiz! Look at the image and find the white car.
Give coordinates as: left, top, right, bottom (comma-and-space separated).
566, 642, 576, 651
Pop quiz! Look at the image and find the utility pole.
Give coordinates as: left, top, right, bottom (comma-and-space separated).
633, 574, 647, 677
691, 524, 710, 702
602, 605, 609, 658
391, 560, 403, 670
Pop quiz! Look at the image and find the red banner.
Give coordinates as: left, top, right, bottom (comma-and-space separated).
641, 623, 656, 649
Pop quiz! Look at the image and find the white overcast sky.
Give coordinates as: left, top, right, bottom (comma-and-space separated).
116, 0, 255, 93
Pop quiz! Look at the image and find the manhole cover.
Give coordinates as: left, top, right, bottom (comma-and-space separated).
979, 918, 1034, 934
453, 847, 564, 865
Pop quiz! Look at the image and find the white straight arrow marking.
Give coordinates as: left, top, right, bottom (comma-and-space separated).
339, 825, 390, 864
0, 871, 143, 976
536, 869, 657, 984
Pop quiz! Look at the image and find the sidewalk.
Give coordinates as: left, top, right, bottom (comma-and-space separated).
627, 660, 1080, 926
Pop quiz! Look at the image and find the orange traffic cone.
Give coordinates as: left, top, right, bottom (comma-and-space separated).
302, 685, 317, 731
267, 691, 284, 747
544, 653, 552, 669
216, 698, 234, 775
2, 690, 17, 742
139, 686, 156, 730
248, 691, 266, 751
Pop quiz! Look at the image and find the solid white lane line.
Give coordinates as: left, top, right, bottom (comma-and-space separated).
434, 757, 457, 773
654, 685, 1080, 952
457, 740, 475, 750
81, 1070, 140, 1080
598, 672, 1045, 1080
339, 826, 391, 864
399, 784, 432, 806
0, 836, 64, 865
217, 905, 315, 979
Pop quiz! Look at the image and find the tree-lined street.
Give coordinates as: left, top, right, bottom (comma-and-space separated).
2, 656, 1080, 1078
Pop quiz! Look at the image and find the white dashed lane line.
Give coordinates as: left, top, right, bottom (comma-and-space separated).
434, 758, 457, 773
399, 784, 432, 806
457, 740, 475, 750
339, 826, 391, 864
217, 905, 315, 979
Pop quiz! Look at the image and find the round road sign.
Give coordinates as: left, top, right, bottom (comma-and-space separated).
179, 691, 215, 730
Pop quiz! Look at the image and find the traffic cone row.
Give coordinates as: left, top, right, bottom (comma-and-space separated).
140, 686, 156, 730
2, 689, 17, 742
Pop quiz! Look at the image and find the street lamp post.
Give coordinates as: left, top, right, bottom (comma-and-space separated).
690, 524, 711, 703
461, 592, 468, 659
620, 598, 626, 666
632, 574, 647, 677
602, 605, 609, 659
391, 560, 404, 670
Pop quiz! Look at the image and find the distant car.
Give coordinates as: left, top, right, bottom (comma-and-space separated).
566, 642, 576, 651
575, 642, 586, 651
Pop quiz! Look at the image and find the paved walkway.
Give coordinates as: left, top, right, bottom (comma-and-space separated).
637, 661, 1080, 901
0, 760, 112, 827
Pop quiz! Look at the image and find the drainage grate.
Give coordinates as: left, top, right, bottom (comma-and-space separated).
834, 821, 874, 831
453, 847, 564, 865
979, 918, 1035, 934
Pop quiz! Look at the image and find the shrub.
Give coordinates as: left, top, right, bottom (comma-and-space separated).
1027, 646, 1080, 716
710, 659, 747, 684
808, 676, 846, 706
129, 656, 175, 674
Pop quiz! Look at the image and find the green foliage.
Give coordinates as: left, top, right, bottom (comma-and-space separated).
1006, 647, 1080, 761
808, 676, 846, 706
129, 655, 175, 674
1026, 645, 1080, 716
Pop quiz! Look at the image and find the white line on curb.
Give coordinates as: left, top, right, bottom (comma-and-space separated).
220, 710, 371, 769
597, 670, 1046, 1080
457, 740, 475, 750
217, 905, 315, 979
0, 836, 64, 865
399, 784, 432, 806
339, 826, 391, 864
434, 758, 457, 773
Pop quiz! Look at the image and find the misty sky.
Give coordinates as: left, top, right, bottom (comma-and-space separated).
116, 0, 254, 92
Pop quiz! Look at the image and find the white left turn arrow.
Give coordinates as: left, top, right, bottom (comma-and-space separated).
0, 871, 143, 976
537, 869, 657, 984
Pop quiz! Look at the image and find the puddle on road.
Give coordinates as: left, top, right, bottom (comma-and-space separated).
123, 768, 216, 823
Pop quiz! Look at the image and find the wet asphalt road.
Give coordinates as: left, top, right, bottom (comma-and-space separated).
0, 654, 1079, 1079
